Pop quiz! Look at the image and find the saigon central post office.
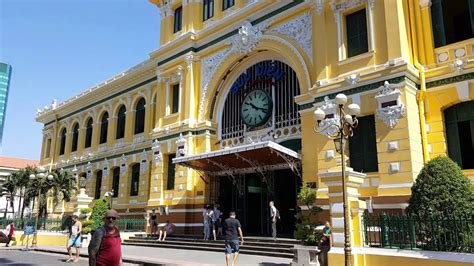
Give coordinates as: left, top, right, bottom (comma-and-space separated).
36, 0, 474, 236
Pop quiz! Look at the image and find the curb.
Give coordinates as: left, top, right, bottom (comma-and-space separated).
33, 247, 177, 266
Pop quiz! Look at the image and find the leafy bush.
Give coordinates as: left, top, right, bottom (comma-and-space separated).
407, 156, 474, 216
406, 156, 474, 252
294, 184, 323, 245
86, 199, 110, 234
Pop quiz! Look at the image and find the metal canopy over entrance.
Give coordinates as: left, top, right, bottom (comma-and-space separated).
172, 141, 301, 178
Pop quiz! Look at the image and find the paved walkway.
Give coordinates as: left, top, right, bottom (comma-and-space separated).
31, 245, 292, 265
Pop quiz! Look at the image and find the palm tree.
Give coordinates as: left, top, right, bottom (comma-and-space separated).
3, 172, 21, 217
50, 169, 77, 208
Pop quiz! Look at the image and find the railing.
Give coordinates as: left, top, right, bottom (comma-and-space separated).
0, 217, 66, 232
117, 219, 146, 232
363, 212, 473, 253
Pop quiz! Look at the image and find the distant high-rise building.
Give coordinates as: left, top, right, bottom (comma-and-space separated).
0, 63, 12, 150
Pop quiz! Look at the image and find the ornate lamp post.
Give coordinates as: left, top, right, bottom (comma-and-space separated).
313, 93, 360, 266
29, 167, 54, 247
104, 191, 114, 209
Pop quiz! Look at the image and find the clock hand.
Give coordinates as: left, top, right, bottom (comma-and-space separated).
249, 102, 266, 111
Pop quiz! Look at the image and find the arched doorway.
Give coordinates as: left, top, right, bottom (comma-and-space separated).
216, 60, 302, 237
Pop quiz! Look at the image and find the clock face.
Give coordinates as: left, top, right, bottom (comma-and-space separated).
241, 89, 273, 127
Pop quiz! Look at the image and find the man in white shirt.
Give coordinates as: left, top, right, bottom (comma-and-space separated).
269, 201, 278, 240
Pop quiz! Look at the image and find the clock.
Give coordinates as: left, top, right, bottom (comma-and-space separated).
241, 89, 273, 127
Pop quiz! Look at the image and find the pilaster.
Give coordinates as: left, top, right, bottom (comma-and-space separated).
320, 167, 367, 254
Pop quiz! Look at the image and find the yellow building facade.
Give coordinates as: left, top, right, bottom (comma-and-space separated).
36, 0, 473, 235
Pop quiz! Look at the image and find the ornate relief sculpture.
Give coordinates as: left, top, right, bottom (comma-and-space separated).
375, 81, 405, 128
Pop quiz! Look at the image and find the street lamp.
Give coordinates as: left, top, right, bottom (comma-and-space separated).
104, 190, 114, 209
313, 93, 360, 266
29, 167, 54, 247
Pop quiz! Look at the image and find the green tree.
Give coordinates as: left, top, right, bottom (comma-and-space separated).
407, 156, 474, 215
294, 184, 323, 245
50, 169, 77, 208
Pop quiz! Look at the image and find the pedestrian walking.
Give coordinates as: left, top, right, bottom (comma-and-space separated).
269, 201, 280, 239
149, 209, 158, 237
88, 209, 122, 266
212, 203, 221, 240
223, 211, 244, 266
66, 215, 82, 263
4, 222, 14, 247
203, 204, 213, 240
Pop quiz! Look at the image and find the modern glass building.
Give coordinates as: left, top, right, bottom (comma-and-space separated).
0, 63, 12, 150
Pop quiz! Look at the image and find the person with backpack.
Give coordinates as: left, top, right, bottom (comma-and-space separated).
88, 209, 122, 266
269, 201, 280, 240
66, 215, 82, 262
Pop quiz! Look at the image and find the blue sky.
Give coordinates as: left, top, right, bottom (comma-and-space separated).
0, 0, 160, 160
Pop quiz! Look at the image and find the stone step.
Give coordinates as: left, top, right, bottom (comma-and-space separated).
122, 241, 295, 259
124, 238, 294, 253
133, 234, 300, 245
127, 236, 296, 248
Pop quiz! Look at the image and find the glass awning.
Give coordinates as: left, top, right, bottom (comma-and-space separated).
173, 141, 301, 176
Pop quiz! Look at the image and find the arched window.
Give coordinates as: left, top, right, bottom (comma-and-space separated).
59, 128, 67, 155
85, 118, 93, 148
112, 167, 120, 198
94, 170, 103, 199
99, 112, 109, 144
134, 98, 146, 134
116, 105, 126, 139
130, 164, 140, 196
444, 101, 474, 169
71, 123, 79, 152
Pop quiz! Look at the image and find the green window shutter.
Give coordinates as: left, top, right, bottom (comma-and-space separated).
445, 121, 463, 167
172, 84, 180, 114
349, 115, 378, 173
431, 0, 446, 48
346, 9, 368, 58
167, 154, 176, 190
130, 164, 140, 196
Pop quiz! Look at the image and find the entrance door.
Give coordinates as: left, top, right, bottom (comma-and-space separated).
218, 170, 298, 237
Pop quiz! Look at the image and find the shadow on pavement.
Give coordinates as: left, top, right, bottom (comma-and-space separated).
0, 257, 35, 266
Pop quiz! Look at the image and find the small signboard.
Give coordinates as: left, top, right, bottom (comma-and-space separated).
24, 226, 35, 235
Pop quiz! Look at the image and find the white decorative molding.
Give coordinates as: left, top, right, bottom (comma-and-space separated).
311, 0, 324, 14
120, 154, 128, 175
269, 12, 312, 63
198, 48, 230, 121
389, 162, 400, 173
375, 81, 405, 128
453, 59, 465, 72
160, 2, 174, 18
229, 20, 268, 55
388, 141, 398, 151
140, 150, 148, 173
133, 135, 145, 144
419, 0, 431, 8
176, 133, 187, 158
184, 54, 199, 70
331, 0, 375, 61
86, 162, 92, 179
316, 96, 339, 136
102, 158, 109, 177
346, 73, 360, 85
151, 139, 163, 165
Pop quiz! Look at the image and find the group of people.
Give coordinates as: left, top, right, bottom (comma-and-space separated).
203, 203, 222, 241
5, 201, 330, 266
148, 209, 175, 241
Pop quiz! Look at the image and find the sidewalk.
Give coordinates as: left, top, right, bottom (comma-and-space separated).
33, 245, 293, 265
